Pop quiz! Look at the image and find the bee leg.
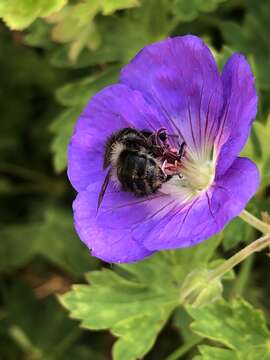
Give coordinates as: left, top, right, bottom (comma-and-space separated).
178, 141, 186, 159
161, 159, 167, 173
97, 169, 112, 212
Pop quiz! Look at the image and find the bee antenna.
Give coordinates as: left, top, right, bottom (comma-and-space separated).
97, 169, 112, 213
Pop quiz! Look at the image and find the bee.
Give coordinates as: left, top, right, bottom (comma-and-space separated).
97, 127, 185, 210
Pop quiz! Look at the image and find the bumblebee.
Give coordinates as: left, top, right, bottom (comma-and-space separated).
97, 127, 185, 210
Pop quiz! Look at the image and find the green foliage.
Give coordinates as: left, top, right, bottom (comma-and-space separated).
51, 66, 120, 171
61, 236, 220, 360
55, 66, 120, 107
222, 216, 254, 250
61, 254, 178, 360
49, 0, 140, 62
50, 107, 82, 172
1, 282, 104, 360
0, 206, 98, 276
194, 346, 238, 360
188, 299, 270, 359
50, 0, 173, 68
221, 0, 270, 91
0, 0, 67, 30
173, 0, 227, 21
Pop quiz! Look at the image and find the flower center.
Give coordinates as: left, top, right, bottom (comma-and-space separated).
181, 155, 215, 192
162, 141, 216, 200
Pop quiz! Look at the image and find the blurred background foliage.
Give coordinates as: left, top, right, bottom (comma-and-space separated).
1, 0, 270, 359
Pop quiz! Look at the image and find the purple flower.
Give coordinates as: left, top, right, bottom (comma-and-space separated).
68, 35, 259, 263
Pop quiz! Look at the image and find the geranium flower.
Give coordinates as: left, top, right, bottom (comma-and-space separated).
68, 35, 259, 263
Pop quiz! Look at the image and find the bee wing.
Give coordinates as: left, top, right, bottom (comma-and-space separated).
97, 168, 112, 212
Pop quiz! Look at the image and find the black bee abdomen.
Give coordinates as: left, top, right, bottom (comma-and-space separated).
117, 150, 166, 196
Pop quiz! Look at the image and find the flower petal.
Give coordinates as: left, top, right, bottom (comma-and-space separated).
215, 54, 257, 176
73, 184, 153, 263
68, 84, 169, 192
120, 35, 224, 156
133, 157, 259, 251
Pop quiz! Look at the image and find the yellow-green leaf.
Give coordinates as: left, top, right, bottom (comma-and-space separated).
0, 0, 67, 30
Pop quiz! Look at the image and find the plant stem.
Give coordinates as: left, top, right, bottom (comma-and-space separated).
165, 336, 201, 360
208, 234, 270, 282
239, 209, 270, 234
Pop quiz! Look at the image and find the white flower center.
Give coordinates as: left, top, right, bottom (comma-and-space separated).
161, 144, 216, 202
181, 154, 215, 192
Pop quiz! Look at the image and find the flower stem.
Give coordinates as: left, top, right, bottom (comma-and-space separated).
239, 209, 270, 234
208, 234, 270, 282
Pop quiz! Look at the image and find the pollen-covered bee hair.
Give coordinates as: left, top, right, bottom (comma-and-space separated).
97, 127, 185, 210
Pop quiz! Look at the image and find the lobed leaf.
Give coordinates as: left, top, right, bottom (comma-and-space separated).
188, 299, 270, 359
61, 236, 220, 360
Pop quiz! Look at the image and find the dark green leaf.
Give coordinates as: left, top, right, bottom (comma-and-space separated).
2, 282, 105, 360
221, 0, 270, 91
0, 206, 98, 276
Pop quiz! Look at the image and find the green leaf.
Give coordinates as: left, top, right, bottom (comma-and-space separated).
56, 66, 120, 107
101, 0, 140, 15
61, 254, 179, 360
51, 66, 120, 172
0, 205, 98, 276
222, 217, 254, 251
61, 235, 220, 360
173, 0, 227, 21
51, 0, 173, 68
96, 0, 173, 64
0, 0, 67, 30
188, 299, 270, 359
194, 346, 239, 360
50, 4, 99, 62
49, 0, 140, 62
220, 0, 270, 91
24, 19, 53, 49
50, 107, 82, 173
